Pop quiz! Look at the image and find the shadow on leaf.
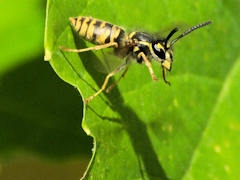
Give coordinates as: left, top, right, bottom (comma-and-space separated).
67, 27, 169, 180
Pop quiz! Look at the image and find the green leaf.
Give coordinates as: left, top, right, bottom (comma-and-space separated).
44, 0, 240, 179
183, 57, 240, 180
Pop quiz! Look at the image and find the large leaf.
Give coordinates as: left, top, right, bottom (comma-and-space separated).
44, 0, 240, 179
183, 57, 240, 180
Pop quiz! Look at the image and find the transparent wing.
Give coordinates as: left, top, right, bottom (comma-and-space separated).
152, 23, 189, 40
92, 48, 126, 74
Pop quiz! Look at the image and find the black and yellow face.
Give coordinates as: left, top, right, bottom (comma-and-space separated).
151, 41, 173, 71
148, 21, 211, 85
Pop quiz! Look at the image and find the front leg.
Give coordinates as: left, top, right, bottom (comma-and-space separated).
139, 52, 158, 82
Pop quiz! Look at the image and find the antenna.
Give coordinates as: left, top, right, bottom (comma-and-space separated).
170, 21, 212, 46
164, 28, 178, 48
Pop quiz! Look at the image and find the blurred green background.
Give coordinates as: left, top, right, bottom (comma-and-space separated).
0, 0, 92, 179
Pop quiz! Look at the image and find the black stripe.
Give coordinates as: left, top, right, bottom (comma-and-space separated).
77, 17, 85, 34
95, 20, 102, 27
135, 49, 141, 54
74, 18, 77, 26
104, 23, 113, 43
104, 36, 110, 43
92, 21, 102, 42
105, 22, 113, 29
84, 19, 92, 38
137, 57, 143, 63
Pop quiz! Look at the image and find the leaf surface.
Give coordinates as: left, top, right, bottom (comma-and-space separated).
44, 0, 240, 179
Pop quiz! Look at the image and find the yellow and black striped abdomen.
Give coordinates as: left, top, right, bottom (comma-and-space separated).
70, 16, 125, 46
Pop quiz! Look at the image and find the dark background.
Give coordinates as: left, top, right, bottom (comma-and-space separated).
0, 1, 92, 179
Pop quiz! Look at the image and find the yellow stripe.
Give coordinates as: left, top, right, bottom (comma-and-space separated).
128, 32, 136, 39
133, 46, 140, 52
96, 22, 111, 44
97, 29, 111, 44
156, 43, 164, 49
137, 53, 142, 58
79, 17, 90, 36
110, 26, 117, 42
86, 19, 96, 40
149, 43, 154, 55
75, 17, 83, 32
138, 41, 151, 47
100, 22, 106, 28
110, 26, 120, 42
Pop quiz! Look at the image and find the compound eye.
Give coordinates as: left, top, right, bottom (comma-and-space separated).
153, 43, 165, 59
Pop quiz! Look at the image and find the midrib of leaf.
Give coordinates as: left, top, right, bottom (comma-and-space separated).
181, 57, 240, 179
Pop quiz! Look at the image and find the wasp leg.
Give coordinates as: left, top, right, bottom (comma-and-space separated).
162, 67, 171, 86
106, 56, 131, 93
60, 42, 118, 53
139, 52, 158, 82
85, 62, 127, 104
106, 66, 129, 93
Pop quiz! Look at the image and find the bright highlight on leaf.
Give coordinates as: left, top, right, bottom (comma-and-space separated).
44, 49, 52, 61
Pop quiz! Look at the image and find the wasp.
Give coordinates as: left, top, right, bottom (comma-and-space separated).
60, 16, 212, 103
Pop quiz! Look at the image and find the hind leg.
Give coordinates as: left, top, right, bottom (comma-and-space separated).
85, 61, 127, 104
60, 42, 118, 53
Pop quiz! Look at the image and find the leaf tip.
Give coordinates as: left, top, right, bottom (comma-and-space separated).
44, 49, 52, 61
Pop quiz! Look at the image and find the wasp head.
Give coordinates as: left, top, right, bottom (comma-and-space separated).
151, 27, 177, 75
151, 40, 174, 71
151, 21, 212, 85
